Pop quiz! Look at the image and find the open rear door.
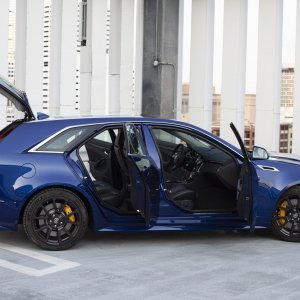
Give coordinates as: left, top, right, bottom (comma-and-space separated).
124, 123, 160, 226
230, 123, 254, 228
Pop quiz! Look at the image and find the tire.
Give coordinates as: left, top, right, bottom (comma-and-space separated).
23, 188, 88, 250
272, 186, 300, 242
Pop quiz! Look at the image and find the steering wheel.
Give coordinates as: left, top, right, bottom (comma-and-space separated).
169, 144, 186, 171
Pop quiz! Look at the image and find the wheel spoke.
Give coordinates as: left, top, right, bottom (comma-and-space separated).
57, 230, 62, 243
52, 199, 58, 211
41, 206, 50, 217
290, 222, 296, 236
61, 227, 71, 237
34, 215, 47, 220
46, 228, 52, 241
34, 225, 48, 232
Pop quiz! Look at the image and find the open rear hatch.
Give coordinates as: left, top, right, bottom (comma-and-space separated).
0, 76, 35, 121
0, 76, 35, 140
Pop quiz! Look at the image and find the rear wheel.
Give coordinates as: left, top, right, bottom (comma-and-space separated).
272, 187, 300, 242
23, 188, 88, 250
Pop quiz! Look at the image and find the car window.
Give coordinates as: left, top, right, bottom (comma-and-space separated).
36, 126, 96, 152
151, 127, 231, 163
125, 124, 146, 156
93, 130, 112, 143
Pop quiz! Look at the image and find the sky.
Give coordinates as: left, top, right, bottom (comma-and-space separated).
182, 0, 298, 93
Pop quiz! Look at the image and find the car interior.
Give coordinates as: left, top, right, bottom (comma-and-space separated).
78, 124, 241, 214
78, 126, 139, 214
151, 126, 241, 212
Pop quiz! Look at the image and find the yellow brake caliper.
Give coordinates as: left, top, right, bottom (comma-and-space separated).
278, 200, 287, 225
63, 204, 75, 223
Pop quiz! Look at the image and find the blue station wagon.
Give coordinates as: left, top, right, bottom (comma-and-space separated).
0, 76, 300, 250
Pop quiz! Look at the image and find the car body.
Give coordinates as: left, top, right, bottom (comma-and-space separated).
1, 76, 300, 250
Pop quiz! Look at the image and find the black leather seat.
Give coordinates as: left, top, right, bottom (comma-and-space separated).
93, 180, 122, 207
166, 183, 195, 210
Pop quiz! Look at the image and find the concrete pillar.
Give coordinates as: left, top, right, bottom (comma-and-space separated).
90, 0, 108, 115
256, 0, 283, 152
80, 0, 92, 115
0, 0, 9, 127
15, 0, 27, 90
189, 0, 214, 130
142, 0, 179, 119
108, 0, 121, 115
133, 0, 144, 115
25, 0, 44, 115
220, 0, 248, 145
60, 0, 79, 116
293, 0, 300, 154
120, 0, 135, 115
49, 0, 62, 116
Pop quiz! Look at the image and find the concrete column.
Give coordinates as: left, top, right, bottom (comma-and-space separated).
49, 0, 62, 116
133, 0, 144, 115
189, 0, 214, 130
15, 0, 27, 90
25, 0, 44, 114
0, 0, 9, 127
256, 0, 283, 152
90, 0, 108, 115
293, 0, 300, 154
80, 0, 92, 115
60, 0, 79, 116
220, 0, 248, 145
108, 0, 121, 115
120, 0, 135, 115
142, 0, 179, 119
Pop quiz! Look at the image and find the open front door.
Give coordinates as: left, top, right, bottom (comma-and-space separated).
230, 123, 254, 228
124, 123, 160, 226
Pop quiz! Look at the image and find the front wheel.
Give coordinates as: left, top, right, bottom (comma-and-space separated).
23, 188, 88, 250
272, 187, 300, 242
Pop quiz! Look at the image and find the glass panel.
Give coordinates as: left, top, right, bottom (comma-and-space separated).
126, 124, 146, 156
37, 126, 94, 152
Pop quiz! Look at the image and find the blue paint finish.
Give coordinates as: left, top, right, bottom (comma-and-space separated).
0, 115, 299, 235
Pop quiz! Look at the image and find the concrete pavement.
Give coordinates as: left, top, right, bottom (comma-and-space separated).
0, 229, 299, 300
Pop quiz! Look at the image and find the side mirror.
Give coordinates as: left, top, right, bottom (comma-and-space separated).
252, 146, 269, 160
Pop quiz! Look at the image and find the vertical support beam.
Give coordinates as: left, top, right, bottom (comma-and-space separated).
108, 0, 121, 115
80, 0, 92, 115
0, 0, 9, 127
189, 0, 214, 130
133, 0, 144, 115
90, 0, 108, 115
49, 0, 62, 116
25, 0, 44, 114
120, 0, 135, 115
256, 0, 283, 152
175, 0, 184, 120
15, 0, 27, 90
142, 0, 179, 119
293, 0, 300, 154
60, 0, 79, 116
220, 0, 248, 144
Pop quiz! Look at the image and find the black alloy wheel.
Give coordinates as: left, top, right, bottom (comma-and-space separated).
23, 188, 88, 250
272, 186, 300, 242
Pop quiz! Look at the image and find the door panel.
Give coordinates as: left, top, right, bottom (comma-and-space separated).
124, 124, 160, 226
230, 123, 254, 226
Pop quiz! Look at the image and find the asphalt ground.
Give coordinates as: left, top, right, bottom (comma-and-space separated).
0, 229, 299, 300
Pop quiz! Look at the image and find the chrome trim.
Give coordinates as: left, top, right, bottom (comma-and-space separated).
257, 165, 279, 172
28, 120, 243, 157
